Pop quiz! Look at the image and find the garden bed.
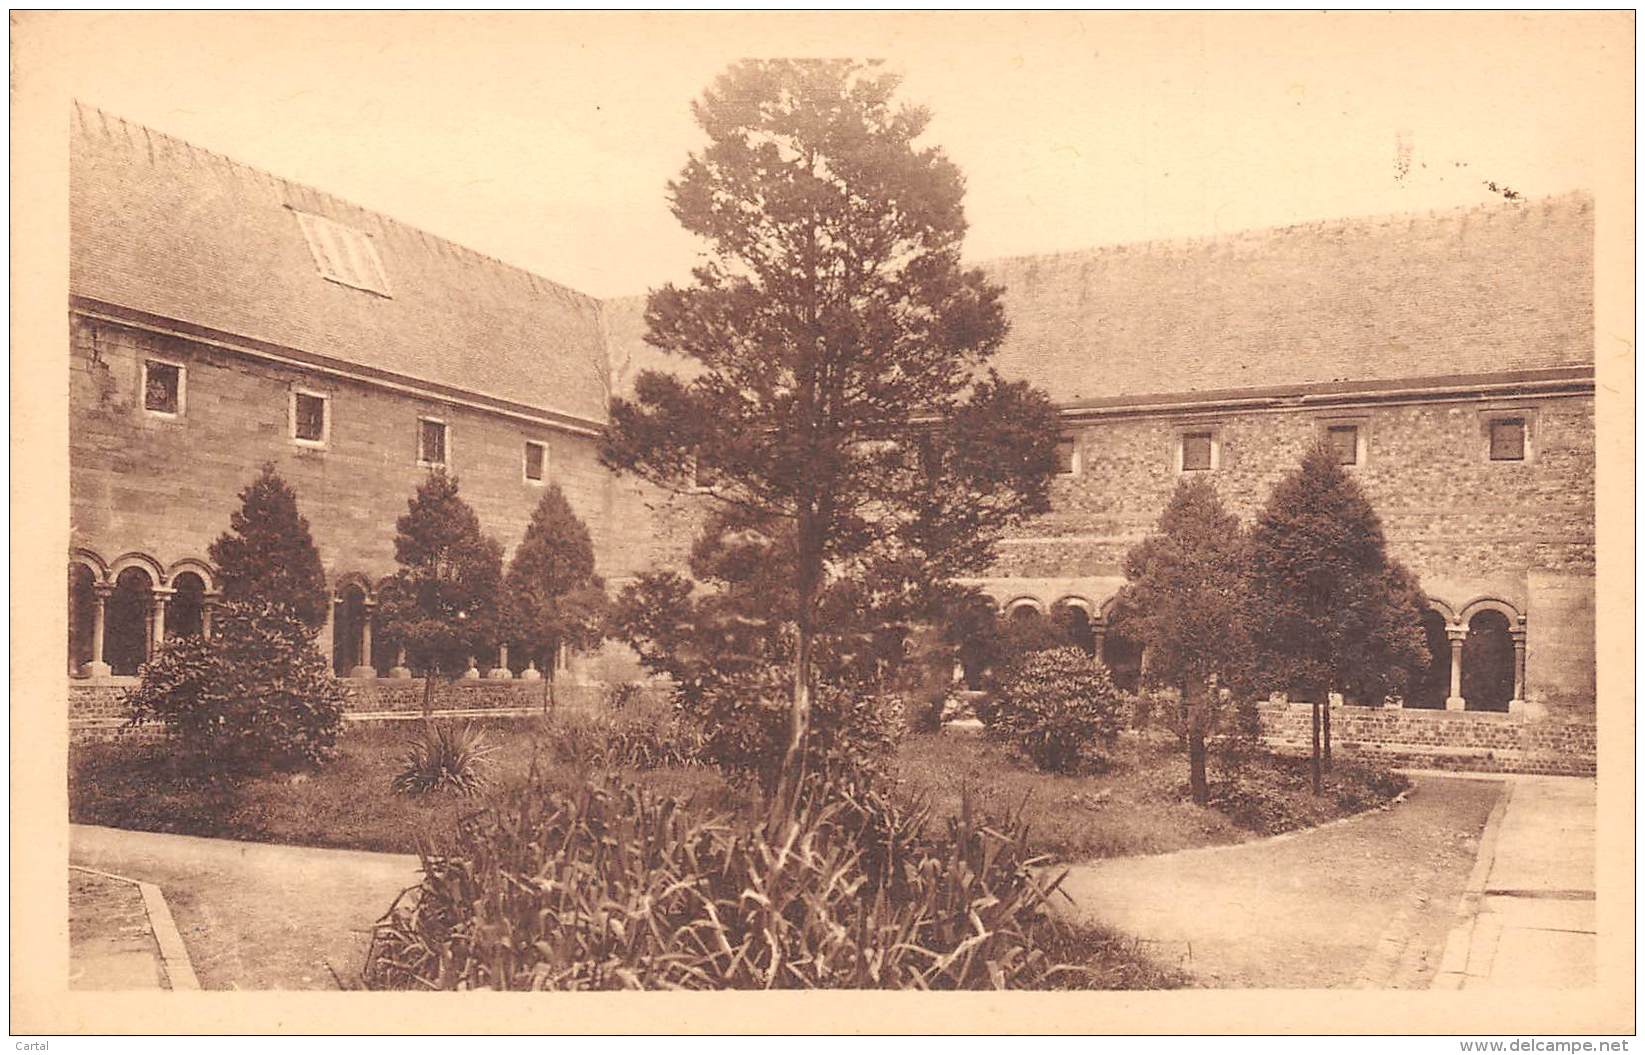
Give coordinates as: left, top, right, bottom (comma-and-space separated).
895, 729, 1408, 862
70, 715, 1407, 862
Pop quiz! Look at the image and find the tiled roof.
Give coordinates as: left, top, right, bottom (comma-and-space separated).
70, 106, 610, 425
983, 193, 1594, 403
602, 193, 1595, 407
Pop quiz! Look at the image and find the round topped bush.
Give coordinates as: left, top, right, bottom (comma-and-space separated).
979, 647, 1125, 774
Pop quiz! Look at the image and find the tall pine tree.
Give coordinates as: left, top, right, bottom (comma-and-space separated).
503, 484, 607, 706
601, 60, 1059, 810
1118, 477, 1251, 805
377, 470, 505, 717
1248, 440, 1430, 785
208, 463, 329, 631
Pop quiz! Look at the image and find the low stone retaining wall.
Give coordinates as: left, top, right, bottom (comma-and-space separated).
1256, 701, 1596, 776
68, 677, 664, 742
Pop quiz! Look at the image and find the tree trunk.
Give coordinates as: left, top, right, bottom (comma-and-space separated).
773, 512, 822, 822
1186, 679, 1209, 805
1322, 690, 1333, 774
421, 666, 437, 720
1310, 700, 1322, 795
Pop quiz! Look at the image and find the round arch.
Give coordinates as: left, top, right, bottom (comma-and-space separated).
166, 557, 216, 592
1459, 596, 1524, 626
70, 547, 110, 584
109, 551, 167, 586
1003, 596, 1045, 616
331, 571, 376, 603
1425, 596, 1460, 625
1052, 595, 1094, 616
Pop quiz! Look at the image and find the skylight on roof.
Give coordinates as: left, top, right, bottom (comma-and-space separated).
292, 209, 391, 296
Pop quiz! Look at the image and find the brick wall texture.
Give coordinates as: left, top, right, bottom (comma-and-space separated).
1256, 701, 1596, 776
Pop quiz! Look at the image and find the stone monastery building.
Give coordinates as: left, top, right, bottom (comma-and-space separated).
66, 109, 1597, 764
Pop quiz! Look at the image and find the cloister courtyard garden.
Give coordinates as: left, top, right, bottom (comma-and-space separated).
65, 60, 1541, 993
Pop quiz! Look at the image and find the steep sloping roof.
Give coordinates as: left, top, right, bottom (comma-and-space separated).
985, 193, 1594, 404
600, 193, 1595, 407
70, 106, 610, 425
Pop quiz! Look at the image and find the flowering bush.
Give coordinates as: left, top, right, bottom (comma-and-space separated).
125, 600, 345, 775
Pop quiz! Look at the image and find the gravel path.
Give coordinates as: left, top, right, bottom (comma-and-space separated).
1055, 774, 1503, 988
71, 824, 420, 990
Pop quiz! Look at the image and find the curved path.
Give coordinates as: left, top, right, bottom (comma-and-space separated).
1056, 774, 1503, 988
71, 824, 419, 990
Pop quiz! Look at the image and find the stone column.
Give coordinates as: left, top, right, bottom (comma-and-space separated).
150, 587, 174, 656
1091, 617, 1107, 661
462, 656, 481, 680
520, 659, 543, 682
85, 584, 112, 678
488, 644, 513, 679
389, 646, 412, 680
319, 598, 336, 668
1445, 625, 1467, 710
349, 601, 378, 679
201, 591, 219, 641
1509, 626, 1529, 712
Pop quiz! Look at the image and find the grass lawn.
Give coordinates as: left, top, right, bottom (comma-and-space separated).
70, 716, 736, 856
71, 714, 1404, 864
893, 730, 1250, 861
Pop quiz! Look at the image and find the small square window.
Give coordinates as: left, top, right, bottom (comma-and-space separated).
293, 391, 328, 444
1181, 431, 1214, 472
418, 418, 447, 467
1055, 436, 1079, 476
524, 441, 546, 482
1327, 425, 1359, 466
144, 360, 181, 415
1489, 418, 1526, 461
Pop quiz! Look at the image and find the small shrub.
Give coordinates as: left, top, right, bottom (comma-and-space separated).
684, 672, 904, 791
363, 773, 1136, 991
978, 647, 1125, 773
391, 721, 497, 796
124, 600, 345, 775
546, 699, 702, 771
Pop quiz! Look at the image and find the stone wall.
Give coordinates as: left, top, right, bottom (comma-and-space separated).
1256, 701, 1596, 776
69, 316, 648, 586
985, 390, 1595, 715
68, 676, 667, 742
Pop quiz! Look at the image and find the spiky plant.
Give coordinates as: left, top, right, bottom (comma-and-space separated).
390, 721, 497, 797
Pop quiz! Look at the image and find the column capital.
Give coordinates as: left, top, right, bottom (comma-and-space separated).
202, 590, 222, 604
150, 586, 176, 601
1445, 626, 1468, 643
92, 583, 115, 600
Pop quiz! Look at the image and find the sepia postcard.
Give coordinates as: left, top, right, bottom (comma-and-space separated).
10, 9, 1635, 1037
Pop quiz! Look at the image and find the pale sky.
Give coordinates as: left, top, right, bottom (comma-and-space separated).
18, 10, 1631, 298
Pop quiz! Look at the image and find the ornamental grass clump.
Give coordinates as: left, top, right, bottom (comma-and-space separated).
363, 773, 1121, 991
391, 721, 497, 797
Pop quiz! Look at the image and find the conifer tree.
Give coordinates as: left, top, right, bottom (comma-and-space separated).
377, 470, 505, 717
601, 60, 1059, 811
1247, 441, 1430, 788
503, 484, 608, 708
1118, 476, 1251, 805
208, 463, 330, 631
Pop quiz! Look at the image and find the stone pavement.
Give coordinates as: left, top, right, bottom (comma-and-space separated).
1434, 776, 1596, 989
69, 868, 168, 989
71, 824, 420, 990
